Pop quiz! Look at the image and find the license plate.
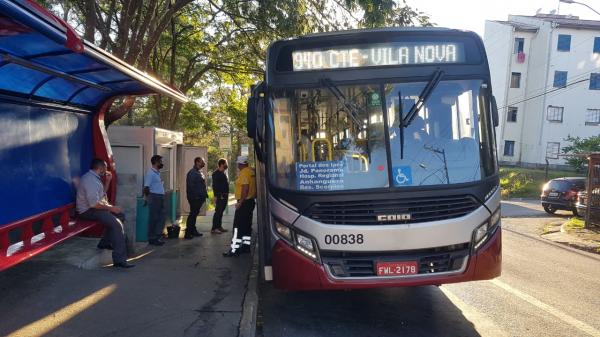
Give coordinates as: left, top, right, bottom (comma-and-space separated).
376, 261, 418, 276
549, 192, 559, 197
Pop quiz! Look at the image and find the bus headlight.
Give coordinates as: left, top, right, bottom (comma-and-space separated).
473, 222, 489, 247
295, 233, 317, 260
271, 216, 319, 261
274, 219, 292, 241
296, 233, 314, 251
473, 208, 500, 250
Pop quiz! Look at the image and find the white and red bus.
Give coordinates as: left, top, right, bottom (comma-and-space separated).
247, 28, 501, 290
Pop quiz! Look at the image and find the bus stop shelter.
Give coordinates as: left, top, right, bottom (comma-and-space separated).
0, 0, 188, 271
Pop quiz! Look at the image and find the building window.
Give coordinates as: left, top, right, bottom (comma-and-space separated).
514, 38, 524, 54
504, 140, 515, 156
507, 107, 518, 122
510, 72, 521, 88
553, 71, 567, 88
546, 142, 560, 159
586, 108, 600, 125
547, 106, 564, 123
590, 73, 600, 90
557, 34, 571, 51
594, 37, 600, 54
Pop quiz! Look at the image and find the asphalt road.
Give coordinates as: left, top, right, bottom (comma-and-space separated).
257, 201, 600, 337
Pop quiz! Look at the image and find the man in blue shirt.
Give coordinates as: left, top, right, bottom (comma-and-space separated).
143, 155, 166, 246
76, 158, 133, 268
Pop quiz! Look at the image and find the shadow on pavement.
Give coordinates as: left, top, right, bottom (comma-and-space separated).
258, 282, 481, 337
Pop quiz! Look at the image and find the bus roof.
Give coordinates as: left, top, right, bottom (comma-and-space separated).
0, 0, 188, 108
292, 27, 477, 40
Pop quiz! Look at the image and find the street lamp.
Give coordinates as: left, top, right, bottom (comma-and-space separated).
559, 0, 600, 16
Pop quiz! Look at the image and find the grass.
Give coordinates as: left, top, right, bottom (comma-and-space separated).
563, 217, 585, 232
499, 166, 584, 199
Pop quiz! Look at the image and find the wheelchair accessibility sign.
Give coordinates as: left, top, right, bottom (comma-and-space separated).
393, 166, 413, 186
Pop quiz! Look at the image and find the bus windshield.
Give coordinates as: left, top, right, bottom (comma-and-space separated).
269, 79, 496, 191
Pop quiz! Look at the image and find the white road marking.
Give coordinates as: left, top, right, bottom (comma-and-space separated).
491, 279, 600, 337
440, 286, 510, 337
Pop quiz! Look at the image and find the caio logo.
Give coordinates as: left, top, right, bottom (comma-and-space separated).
377, 214, 412, 222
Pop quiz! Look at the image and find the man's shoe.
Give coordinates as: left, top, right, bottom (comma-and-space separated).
211, 229, 223, 234
113, 262, 135, 269
192, 232, 203, 237
217, 228, 228, 233
97, 242, 113, 250
148, 239, 165, 246
184, 233, 195, 240
222, 250, 239, 257
239, 245, 251, 254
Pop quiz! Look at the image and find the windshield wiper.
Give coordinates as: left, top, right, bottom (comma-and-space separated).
398, 69, 444, 159
321, 78, 364, 131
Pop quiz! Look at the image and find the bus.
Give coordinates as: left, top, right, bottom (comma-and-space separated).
247, 28, 501, 290
0, 0, 187, 271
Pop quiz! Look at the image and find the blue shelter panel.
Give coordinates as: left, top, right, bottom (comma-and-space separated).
0, 100, 93, 225
36, 78, 86, 101
0, 32, 63, 57
34, 53, 99, 73
0, 64, 50, 93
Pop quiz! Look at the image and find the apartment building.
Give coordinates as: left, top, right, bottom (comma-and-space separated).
484, 14, 600, 168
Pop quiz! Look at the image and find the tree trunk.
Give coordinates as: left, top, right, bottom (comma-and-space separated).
84, 0, 96, 41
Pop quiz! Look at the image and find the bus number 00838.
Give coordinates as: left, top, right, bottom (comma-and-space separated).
324, 234, 364, 245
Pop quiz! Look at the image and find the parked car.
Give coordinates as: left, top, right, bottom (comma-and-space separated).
540, 177, 586, 216
576, 188, 600, 222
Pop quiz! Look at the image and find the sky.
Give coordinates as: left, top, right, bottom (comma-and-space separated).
404, 0, 600, 37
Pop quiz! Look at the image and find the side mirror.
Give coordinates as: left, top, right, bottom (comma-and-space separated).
491, 95, 499, 127
247, 82, 267, 162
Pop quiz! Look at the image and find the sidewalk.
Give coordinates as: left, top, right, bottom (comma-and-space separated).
541, 219, 600, 255
0, 203, 256, 337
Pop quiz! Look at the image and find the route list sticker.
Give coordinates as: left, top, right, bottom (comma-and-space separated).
296, 161, 345, 191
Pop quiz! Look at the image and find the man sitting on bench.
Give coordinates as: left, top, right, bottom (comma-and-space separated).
76, 158, 134, 269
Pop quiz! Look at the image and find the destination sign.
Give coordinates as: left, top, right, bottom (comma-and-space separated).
292, 42, 464, 71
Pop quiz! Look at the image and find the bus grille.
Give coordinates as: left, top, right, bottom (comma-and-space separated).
305, 195, 479, 225
323, 244, 469, 278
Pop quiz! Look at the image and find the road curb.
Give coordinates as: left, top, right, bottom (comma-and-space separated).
238, 241, 259, 337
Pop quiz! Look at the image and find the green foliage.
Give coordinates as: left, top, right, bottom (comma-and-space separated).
564, 218, 585, 231
499, 167, 584, 199
345, 0, 433, 28
562, 135, 600, 171
44, 0, 434, 146
500, 168, 535, 199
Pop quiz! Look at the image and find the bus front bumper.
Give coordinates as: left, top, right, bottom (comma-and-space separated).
272, 227, 501, 291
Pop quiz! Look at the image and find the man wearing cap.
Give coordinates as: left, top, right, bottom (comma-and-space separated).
223, 155, 256, 257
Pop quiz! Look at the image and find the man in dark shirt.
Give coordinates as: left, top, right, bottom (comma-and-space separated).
211, 158, 229, 234
185, 157, 208, 239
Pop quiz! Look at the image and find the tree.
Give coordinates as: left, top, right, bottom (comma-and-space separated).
344, 0, 433, 28
45, 0, 433, 133
562, 135, 600, 171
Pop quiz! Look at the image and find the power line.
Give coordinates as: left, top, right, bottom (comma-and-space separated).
499, 77, 590, 109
